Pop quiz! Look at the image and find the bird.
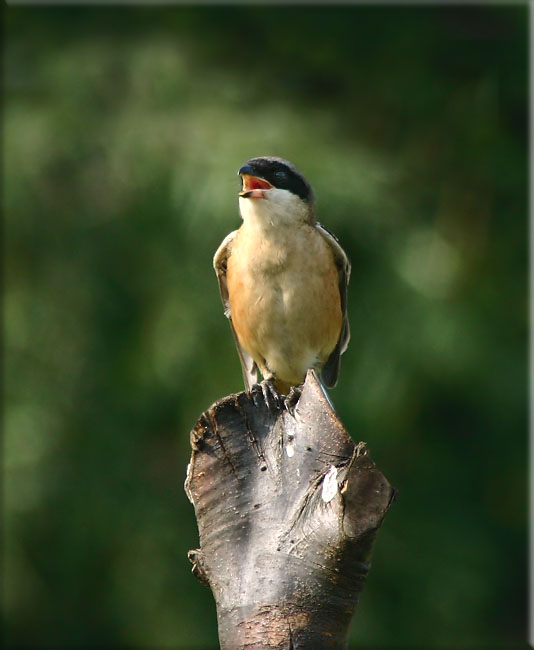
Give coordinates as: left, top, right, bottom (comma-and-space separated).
213, 156, 350, 396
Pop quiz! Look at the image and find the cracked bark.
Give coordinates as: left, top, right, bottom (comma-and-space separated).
185, 370, 395, 649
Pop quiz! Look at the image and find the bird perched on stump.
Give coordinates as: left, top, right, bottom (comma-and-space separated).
214, 156, 350, 396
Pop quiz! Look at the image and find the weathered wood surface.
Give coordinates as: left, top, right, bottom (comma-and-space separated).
185, 371, 395, 649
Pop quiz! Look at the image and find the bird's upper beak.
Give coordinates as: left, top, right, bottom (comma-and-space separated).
238, 165, 273, 199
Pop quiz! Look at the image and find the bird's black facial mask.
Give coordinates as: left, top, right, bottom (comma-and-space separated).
239, 157, 314, 203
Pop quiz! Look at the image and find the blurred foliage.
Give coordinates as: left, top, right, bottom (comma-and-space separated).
4, 5, 528, 649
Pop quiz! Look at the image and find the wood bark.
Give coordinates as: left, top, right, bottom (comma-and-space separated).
185, 370, 395, 649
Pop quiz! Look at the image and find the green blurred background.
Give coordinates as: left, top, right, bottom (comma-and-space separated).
4, 5, 528, 649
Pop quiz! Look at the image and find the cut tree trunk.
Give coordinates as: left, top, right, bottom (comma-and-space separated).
185, 370, 395, 649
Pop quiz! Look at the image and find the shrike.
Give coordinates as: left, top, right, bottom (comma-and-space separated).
214, 156, 350, 396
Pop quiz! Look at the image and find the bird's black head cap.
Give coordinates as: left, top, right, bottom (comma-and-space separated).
238, 156, 314, 203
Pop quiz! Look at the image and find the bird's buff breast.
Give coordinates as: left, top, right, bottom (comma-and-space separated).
226, 224, 342, 385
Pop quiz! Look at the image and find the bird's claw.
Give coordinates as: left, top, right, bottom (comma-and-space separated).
283, 385, 302, 416
259, 379, 283, 412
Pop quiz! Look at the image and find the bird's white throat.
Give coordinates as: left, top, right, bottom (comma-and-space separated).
238, 188, 312, 231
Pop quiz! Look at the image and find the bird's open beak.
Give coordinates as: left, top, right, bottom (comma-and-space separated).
239, 173, 273, 199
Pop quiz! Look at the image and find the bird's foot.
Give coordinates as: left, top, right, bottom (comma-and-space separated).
283, 385, 302, 416
258, 379, 283, 413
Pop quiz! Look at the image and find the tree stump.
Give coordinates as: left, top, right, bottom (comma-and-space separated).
185, 371, 395, 649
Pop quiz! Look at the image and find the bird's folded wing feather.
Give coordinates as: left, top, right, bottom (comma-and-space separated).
213, 231, 258, 391
315, 222, 351, 388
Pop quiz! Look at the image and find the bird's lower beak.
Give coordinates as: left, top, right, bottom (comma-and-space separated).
239, 174, 273, 199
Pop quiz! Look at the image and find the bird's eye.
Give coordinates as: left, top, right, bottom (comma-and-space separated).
274, 170, 287, 181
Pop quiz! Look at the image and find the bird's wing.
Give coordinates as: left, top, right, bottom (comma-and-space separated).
213, 231, 258, 391
315, 222, 351, 388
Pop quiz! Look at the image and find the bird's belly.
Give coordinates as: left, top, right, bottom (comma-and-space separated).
227, 235, 342, 387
